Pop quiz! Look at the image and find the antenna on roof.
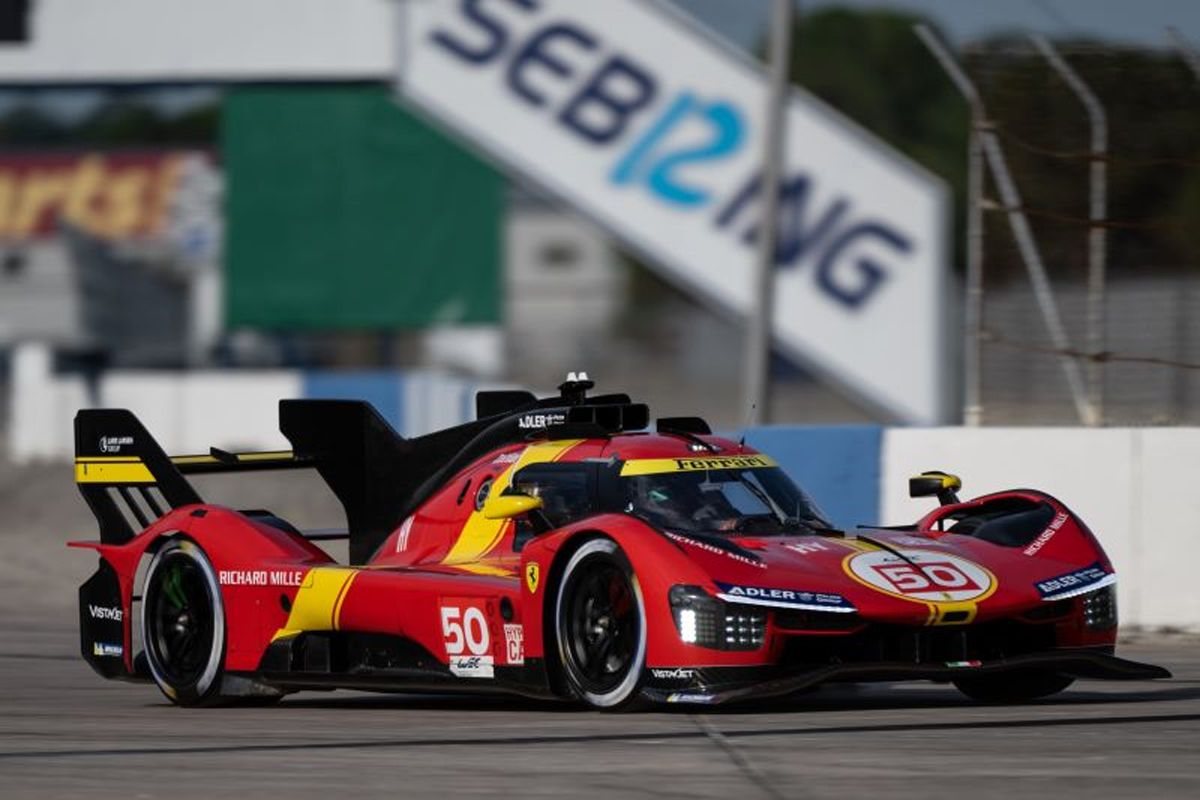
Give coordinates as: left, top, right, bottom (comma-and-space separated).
738, 402, 756, 451
558, 371, 594, 405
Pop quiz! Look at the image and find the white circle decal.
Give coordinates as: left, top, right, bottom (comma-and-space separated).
848, 550, 994, 602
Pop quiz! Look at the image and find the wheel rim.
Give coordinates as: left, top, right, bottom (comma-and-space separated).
147, 551, 215, 686
563, 558, 639, 695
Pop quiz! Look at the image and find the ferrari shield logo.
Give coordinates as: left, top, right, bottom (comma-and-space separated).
525, 563, 540, 594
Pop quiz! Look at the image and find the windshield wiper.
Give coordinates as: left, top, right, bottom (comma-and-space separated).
733, 473, 787, 523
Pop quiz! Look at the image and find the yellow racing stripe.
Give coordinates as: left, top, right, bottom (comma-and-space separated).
451, 562, 518, 577
271, 567, 358, 642
74, 458, 154, 484
170, 450, 296, 466
619, 454, 777, 476
441, 440, 582, 565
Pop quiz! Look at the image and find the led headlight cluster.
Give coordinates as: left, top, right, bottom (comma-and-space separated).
1081, 583, 1117, 630
669, 585, 765, 651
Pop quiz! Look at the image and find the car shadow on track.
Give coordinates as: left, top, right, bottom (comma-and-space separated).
16, 708, 1200, 764
270, 682, 1200, 715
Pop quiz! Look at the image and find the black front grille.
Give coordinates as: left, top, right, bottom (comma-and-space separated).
781, 619, 1058, 668
774, 610, 863, 632
1022, 598, 1074, 622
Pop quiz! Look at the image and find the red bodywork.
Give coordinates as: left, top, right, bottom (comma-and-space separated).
71, 426, 1143, 705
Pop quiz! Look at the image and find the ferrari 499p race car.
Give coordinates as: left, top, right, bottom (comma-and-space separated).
71, 376, 1168, 709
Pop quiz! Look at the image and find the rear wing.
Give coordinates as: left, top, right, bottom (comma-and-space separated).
171, 449, 310, 474
74, 409, 311, 547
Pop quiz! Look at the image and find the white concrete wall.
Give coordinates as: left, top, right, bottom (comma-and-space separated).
100, 371, 299, 454
7, 343, 298, 460
883, 427, 1200, 631
5, 343, 491, 459
8, 344, 87, 462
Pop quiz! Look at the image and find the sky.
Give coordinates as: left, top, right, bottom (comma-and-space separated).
675, 0, 1200, 51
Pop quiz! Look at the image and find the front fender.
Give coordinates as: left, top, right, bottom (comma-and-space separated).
917, 489, 1112, 568
518, 515, 772, 669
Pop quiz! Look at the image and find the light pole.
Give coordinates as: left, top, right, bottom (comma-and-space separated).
742, 0, 794, 427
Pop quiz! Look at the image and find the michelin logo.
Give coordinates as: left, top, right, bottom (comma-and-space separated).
92, 642, 124, 658
667, 692, 715, 704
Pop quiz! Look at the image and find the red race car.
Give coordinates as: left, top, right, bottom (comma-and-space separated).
71, 376, 1168, 709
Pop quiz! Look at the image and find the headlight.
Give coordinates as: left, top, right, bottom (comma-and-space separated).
1081, 584, 1117, 630
669, 585, 765, 651
669, 586, 720, 646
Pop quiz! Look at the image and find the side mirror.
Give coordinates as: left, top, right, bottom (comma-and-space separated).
909, 470, 962, 506
482, 493, 544, 520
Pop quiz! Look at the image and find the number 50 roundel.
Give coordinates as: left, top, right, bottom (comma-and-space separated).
845, 550, 996, 603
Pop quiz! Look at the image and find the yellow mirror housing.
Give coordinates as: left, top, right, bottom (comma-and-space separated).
909, 471, 962, 505
482, 493, 544, 520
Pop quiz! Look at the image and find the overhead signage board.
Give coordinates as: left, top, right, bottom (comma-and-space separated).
396, 0, 950, 423
0, 0, 393, 82
224, 87, 502, 330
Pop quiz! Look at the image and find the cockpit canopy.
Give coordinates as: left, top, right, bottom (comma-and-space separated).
510, 456, 831, 537
621, 463, 831, 536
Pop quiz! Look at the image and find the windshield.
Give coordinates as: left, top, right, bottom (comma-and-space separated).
621, 466, 832, 536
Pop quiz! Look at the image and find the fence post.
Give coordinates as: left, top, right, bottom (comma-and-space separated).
915, 24, 1096, 425
1030, 34, 1108, 426
911, 25, 985, 426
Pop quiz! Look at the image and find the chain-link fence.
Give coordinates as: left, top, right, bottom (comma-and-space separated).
958, 38, 1200, 425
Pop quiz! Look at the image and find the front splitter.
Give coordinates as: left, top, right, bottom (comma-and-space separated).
642, 650, 1172, 705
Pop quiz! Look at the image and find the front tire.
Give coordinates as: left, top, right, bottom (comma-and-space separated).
141, 539, 226, 706
554, 537, 647, 710
953, 670, 1075, 702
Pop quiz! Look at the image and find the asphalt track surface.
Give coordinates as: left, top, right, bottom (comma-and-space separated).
1, 622, 1197, 800
3, 463, 1199, 798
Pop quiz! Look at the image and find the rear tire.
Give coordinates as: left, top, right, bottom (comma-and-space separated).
953, 670, 1075, 702
141, 539, 226, 706
554, 538, 647, 710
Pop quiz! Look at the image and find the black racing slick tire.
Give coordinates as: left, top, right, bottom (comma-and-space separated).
554, 537, 647, 710
953, 670, 1075, 703
141, 539, 226, 706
